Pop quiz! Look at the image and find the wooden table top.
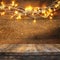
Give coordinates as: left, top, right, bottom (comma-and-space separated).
0, 44, 60, 53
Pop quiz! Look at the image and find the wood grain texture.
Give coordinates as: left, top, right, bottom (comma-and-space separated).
0, 44, 60, 53
0, 44, 60, 60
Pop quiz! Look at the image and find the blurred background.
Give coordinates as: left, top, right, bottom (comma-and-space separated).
0, 0, 60, 44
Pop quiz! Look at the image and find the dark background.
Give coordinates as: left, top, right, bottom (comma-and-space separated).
0, 0, 56, 6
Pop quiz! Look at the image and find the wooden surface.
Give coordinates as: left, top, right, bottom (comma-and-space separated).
0, 52, 60, 60
0, 44, 60, 60
0, 44, 60, 53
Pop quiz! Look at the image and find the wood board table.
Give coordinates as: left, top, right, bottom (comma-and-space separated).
0, 44, 60, 60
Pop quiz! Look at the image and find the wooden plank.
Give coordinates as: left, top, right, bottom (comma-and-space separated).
0, 44, 60, 52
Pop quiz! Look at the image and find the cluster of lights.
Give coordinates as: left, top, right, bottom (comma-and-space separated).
0, 0, 60, 21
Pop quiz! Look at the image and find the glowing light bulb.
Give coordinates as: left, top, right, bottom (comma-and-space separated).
48, 8, 52, 12
58, 1, 60, 4
49, 16, 53, 20
15, 4, 18, 7
25, 6, 33, 12
1, 1, 5, 9
1, 1, 4, 6
8, 6, 11, 10
14, 11, 18, 14
53, 9, 56, 11
34, 7, 40, 12
50, 13, 53, 16
16, 14, 21, 20
33, 19, 36, 23
1, 12, 5, 16
42, 10, 46, 14
11, 0, 15, 6
55, 4, 59, 8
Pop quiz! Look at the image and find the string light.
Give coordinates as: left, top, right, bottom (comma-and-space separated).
8, 6, 11, 10
25, 6, 33, 12
11, 0, 18, 7
11, 0, 15, 6
16, 14, 22, 20
49, 16, 53, 20
0, 0, 60, 20
1, 1, 5, 9
33, 19, 36, 23
14, 11, 18, 14
0, 12, 5, 16
50, 13, 53, 16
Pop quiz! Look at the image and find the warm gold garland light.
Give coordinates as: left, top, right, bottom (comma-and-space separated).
0, 0, 60, 21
